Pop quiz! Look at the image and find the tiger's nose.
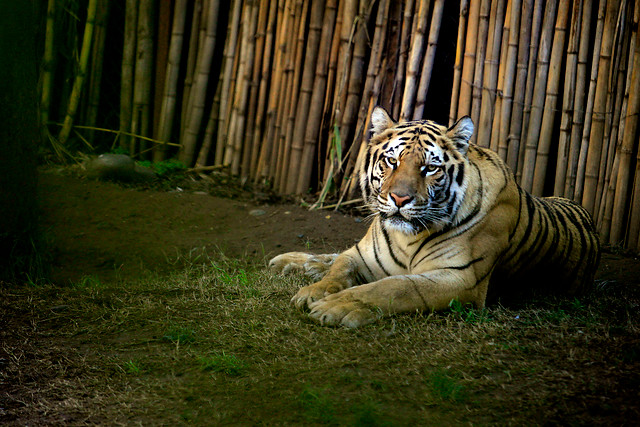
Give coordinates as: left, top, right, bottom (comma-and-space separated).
390, 192, 413, 207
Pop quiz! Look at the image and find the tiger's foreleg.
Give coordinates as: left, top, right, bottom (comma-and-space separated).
306, 270, 489, 328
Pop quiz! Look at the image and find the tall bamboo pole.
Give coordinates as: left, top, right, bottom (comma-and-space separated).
119, 0, 137, 151
414, 0, 446, 121
610, 5, 640, 244
565, 0, 598, 198
496, 0, 521, 162
515, 0, 545, 179
582, 0, 622, 215
519, 0, 558, 192
449, 0, 469, 126
155, 0, 188, 163
490, 0, 512, 154
393, 0, 415, 120
553, 0, 582, 196
285, 0, 326, 193
574, 0, 607, 202
215, 0, 242, 165
179, 0, 220, 166
180, 0, 203, 140
151, 0, 172, 144
456, 0, 481, 119
40, 0, 56, 141
531, 0, 570, 196
58, 0, 98, 146
476, 0, 506, 148
296, 0, 338, 194
469, 0, 491, 133
400, 0, 430, 121
505, 0, 534, 168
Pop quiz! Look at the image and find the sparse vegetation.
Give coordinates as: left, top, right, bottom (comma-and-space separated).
1, 254, 639, 425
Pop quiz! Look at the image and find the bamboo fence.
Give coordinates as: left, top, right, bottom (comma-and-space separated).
40, 0, 640, 252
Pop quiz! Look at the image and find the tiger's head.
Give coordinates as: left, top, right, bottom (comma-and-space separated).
360, 106, 474, 234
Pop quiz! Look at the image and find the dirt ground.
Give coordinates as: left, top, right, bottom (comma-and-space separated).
38, 169, 640, 289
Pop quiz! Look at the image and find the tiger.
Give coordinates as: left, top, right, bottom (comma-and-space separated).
270, 106, 600, 328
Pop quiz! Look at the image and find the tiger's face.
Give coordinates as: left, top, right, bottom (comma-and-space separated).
360, 107, 474, 234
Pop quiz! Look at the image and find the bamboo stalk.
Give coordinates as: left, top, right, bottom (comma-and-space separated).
296, 0, 338, 194
490, 0, 511, 154
519, 0, 558, 192
85, 0, 110, 143
515, 0, 545, 179
57, 0, 98, 146
392, 0, 415, 120
496, 0, 522, 162
215, 0, 242, 165
40, 0, 56, 142
574, 0, 607, 202
476, 0, 506, 148
504, 0, 534, 167
449, 0, 469, 126
400, 0, 430, 121
469, 0, 491, 132
178, 0, 220, 166
582, 0, 622, 215
286, 0, 327, 194
229, 0, 259, 175
197, 79, 222, 167
531, 0, 570, 196
379, 1, 402, 113
414, 0, 446, 120
155, 0, 188, 163
151, 0, 172, 145
249, 0, 278, 176
610, 3, 640, 244
457, 0, 481, 119
564, 0, 598, 199
241, 0, 270, 178
119, 0, 137, 151
180, 0, 203, 140
553, 0, 582, 196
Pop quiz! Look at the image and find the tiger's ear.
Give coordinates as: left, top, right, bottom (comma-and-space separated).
370, 106, 395, 136
446, 116, 474, 155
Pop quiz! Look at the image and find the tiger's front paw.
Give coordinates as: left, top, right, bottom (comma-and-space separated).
290, 279, 344, 310
308, 291, 379, 328
269, 252, 314, 275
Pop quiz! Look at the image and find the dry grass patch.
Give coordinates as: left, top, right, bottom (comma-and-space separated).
1, 255, 639, 425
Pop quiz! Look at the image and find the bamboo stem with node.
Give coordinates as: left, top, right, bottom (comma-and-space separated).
496, 0, 521, 162
180, 0, 203, 141
156, 0, 188, 163
457, 0, 480, 119
414, 0, 446, 121
515, 0, 545, 179
564, 0, 597, 199
57, 0, 98, 146
296, 0, 338, 195
610, 5, 640, 245
490, 0, 511, 154
574, 0, 607, 203
582, 0, 622, 215
519, 0, 558, 192
476, 0, 506, 148
393, 0, 415, 120
531, 0, 570, 196
86, 0, 109, 140
40, 0, 56, 141
179, 0, 220, 166
469, 0, 491, 133
504, 0, 533, 167
449, 0, 469, 126
241, 0, 270, 178
151, 0, 171, 145
119, 0, 137, 151
400, 0, 430, 121
285, 0, 326, 194
553, 0, 582, 196
214, 0, 242, 165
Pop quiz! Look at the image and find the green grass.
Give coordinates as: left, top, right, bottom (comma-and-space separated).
1, 255, 638, 425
